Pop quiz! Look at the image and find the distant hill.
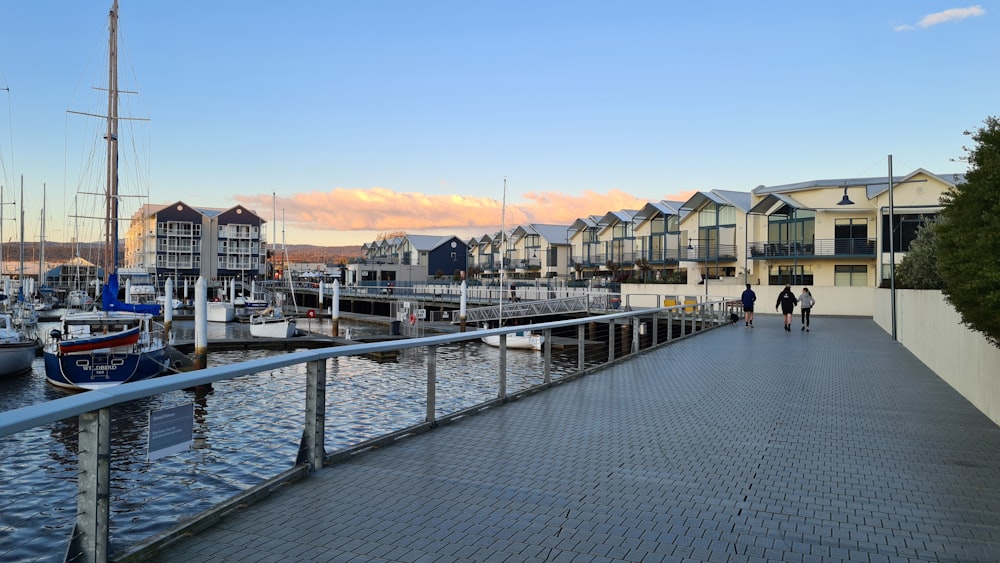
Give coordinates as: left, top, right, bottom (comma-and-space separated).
19, 242, 364, 265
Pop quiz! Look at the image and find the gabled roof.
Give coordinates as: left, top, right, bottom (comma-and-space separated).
511, 224, 571, 245
749, 193, 813, 216
681, 190, 751, 213
404, 234, 465, 252
632, 200, 686, 223
568, 215, 602, 233
751, 169, 964, 205
597, 210, 638, 228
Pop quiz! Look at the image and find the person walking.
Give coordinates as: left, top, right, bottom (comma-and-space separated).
798, 287, 815, 331
775, 284, 798, 332
740, 283, 757, 327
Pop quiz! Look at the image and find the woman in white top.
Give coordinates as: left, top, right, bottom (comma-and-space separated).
798, 288, 816, 332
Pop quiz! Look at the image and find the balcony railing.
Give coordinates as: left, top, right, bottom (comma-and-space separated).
680, 244, 738, 262
747, 238, 876, 259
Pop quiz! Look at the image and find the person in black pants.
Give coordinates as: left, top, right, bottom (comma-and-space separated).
798, 287, 815, 331
775, 284, 798, 332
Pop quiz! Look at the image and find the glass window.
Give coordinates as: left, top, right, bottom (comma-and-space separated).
834, 265, 868, 286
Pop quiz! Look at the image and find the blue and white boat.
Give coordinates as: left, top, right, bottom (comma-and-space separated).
43, 1, 168, 391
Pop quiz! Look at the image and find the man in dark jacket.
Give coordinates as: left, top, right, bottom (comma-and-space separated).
741, 284, 756, 327
775, 284, 798, 332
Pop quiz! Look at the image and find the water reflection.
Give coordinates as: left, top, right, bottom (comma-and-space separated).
0, 317, 576, 560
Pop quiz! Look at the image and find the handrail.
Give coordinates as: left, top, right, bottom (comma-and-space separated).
0, 299, 730, 561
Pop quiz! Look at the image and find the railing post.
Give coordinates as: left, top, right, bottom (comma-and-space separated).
543, 329, 552, 385
577, 324, 585, 373
427, 345, 437, 424
667, 310, 673, 342
498, 335, 507, 400
608, 320, 615, 363
652, 313, 659, 346
631, 317, 640, 355
66, 408, 111, 563
299, 359, 326, 471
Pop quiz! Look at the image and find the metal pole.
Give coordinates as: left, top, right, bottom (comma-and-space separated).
888, 154, 897, 341
426, 345, 437, 424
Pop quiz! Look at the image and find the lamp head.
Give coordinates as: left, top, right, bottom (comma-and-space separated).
837, 186, 854, 205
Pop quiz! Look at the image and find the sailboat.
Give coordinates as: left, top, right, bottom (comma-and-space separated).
480, 178, 543, 351
249, 199, 296, 338
0, 182, 38, 377
43, 0, 169, 390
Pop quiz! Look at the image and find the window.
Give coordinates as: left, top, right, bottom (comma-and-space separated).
835, 265, 868, 287
834, 219, 871, 254
881, 213, 938, 252
768, 265, 813, 285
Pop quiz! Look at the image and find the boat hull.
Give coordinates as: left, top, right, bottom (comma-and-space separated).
249, 317, 297, 338
0, 342, 37, 377
207, 302, 235, 322
481, 332, 544, 351
43, 347, 169, 390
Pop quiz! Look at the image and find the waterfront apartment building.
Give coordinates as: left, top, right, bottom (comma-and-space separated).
352, 167, 961, 293
124, 202, 268, 289
349, 234, 468, 285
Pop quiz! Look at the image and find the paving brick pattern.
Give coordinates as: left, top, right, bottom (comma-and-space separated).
155, 317, 1000, 562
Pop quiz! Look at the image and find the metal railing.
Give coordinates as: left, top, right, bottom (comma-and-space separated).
0, 300, 731, 562
747, 238, 877, 259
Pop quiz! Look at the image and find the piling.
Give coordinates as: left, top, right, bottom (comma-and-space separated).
163, 278, 173, 337
331, 280, 341, 337
460, 281, 467, 332
194, 277, 208, 370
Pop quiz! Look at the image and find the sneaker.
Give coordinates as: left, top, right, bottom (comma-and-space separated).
806, 328, 810, 332
801, 326, 805, 331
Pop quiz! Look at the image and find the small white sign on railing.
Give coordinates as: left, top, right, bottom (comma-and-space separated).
147, 403, 194, 461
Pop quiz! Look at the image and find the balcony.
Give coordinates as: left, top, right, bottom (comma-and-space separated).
681, 244, 738, 262
747, 238, 876, 259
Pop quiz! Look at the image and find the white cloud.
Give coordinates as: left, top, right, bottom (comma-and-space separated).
911, 5, 986, 30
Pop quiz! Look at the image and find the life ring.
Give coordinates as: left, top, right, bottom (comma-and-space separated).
409, 313, 416, 325
307, 309, 316, 319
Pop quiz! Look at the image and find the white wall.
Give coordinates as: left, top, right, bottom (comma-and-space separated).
621, 281, 876, 317
874, 289, 1000, 426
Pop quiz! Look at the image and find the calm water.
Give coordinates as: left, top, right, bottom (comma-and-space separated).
0, 316, 579, 562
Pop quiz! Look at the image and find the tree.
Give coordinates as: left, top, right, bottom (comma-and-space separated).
634, 257, 651, 283
936, 116, 1000, 347
894, 220, 943, 289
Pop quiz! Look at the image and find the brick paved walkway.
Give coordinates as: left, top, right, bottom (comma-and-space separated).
153, 316, 1000, 562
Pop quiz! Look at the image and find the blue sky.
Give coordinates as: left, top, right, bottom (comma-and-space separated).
0, 1, 994, 247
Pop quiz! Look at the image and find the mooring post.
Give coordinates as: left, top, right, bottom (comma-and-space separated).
459, 280, 467, 332
331, 280, 340, 337
163, 277, 173, 339
194, 277, 208, 369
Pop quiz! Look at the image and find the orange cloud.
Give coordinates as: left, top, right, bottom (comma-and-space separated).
235, 186, 697, 234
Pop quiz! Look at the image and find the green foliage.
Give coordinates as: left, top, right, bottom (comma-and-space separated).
894, 220, 944, 289
936, 116, 1000, 347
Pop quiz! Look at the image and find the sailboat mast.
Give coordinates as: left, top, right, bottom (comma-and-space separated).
19, 176, 24, 291
498, 177, 507, 324
105, 0, 120, 282
39, 185, 45, 288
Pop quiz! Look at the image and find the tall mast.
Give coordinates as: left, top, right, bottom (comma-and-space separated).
19, 177, 24, 288
499, 177, 507, 324
39, 184, 45, 287
105, 0, 120, 281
